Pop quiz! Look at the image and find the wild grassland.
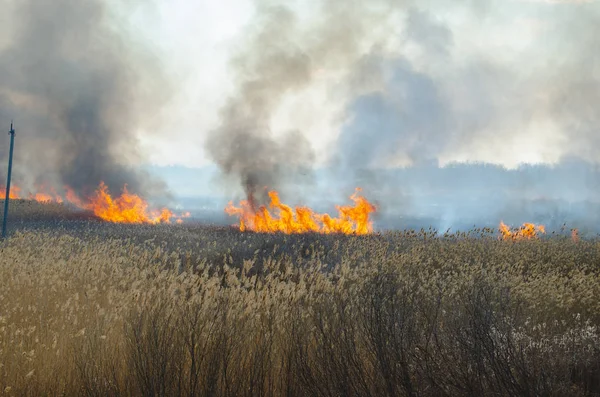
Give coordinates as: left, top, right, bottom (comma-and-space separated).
0, 199, 95, 223
0, 217, 599, 396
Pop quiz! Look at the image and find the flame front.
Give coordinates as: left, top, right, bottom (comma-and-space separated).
0, 185, 21, 199
85, 182, 172, 224
1, 182, 177, 224
29, 185, 63, 203
226, 188, 376, 234
499, 221, 545, 241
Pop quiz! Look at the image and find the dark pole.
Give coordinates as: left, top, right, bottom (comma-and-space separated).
2, 122, 16, 239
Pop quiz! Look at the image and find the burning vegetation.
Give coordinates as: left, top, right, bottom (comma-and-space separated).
0, 182, 582, 237
88, 182, 174, 224
226, 188, 376, 234
499, 221, 546, 241
0, 182, 189, 224
572, 228, 579, 243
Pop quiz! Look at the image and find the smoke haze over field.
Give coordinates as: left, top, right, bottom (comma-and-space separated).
204, 5, 316, 205
0, 0, 171, 198
204, 0, 600, 210
0, 0, 598, 230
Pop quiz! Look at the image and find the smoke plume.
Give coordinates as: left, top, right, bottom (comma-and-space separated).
205, 0, 405, 204
0, 0, 170, 197
207, 0, 600, 228
337, 2, 600, 171
205, 5, 311, 205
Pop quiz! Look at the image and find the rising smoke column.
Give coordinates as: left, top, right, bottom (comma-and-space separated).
0, 0, 170, 198
204, 5, 313, 207
333, 1, 600, 228
208, 0, 600, 227
204, 0, 405, 206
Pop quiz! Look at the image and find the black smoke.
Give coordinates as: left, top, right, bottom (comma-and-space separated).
0, 0, 170, 198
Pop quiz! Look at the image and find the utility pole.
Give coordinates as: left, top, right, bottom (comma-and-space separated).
2, 122, 16, 239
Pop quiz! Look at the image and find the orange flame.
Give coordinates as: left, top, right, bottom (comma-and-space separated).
175, 211, 191, 224
28, 185, 63, 203
0, 185, 21, 199
85, 182, 172, 224
226, 188, 376, 234
2, 181, 177, 225
65, 186, 85, 207
499, 221, 545, 241
571, 228, 579, 243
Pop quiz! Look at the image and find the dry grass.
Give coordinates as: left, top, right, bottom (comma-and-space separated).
0, 225, 599, 396
0, 199, 95, 222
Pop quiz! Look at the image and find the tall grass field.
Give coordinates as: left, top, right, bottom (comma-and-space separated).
0, 201, 599, 396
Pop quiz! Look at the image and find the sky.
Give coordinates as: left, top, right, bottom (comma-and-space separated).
0, 0, 598, 230
0, 0, 598, 204
117, 0, 599, 170
127, 0, 255, 167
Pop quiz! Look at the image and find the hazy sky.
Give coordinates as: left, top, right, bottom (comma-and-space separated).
122, 0, 597, 170
127, 0, 255, 167
3, 0, 596, 172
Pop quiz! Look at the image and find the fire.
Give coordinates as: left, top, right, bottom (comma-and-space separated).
226, 188, 376, 234
85, 182, 172, 224
499, 221, 545, 241
175, 211, 191, 224
571, 228, 579, 243
65, 186, 85, 207
0, 185, 21, 199
29, 185, 63, 203
1, 181, 177, 225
